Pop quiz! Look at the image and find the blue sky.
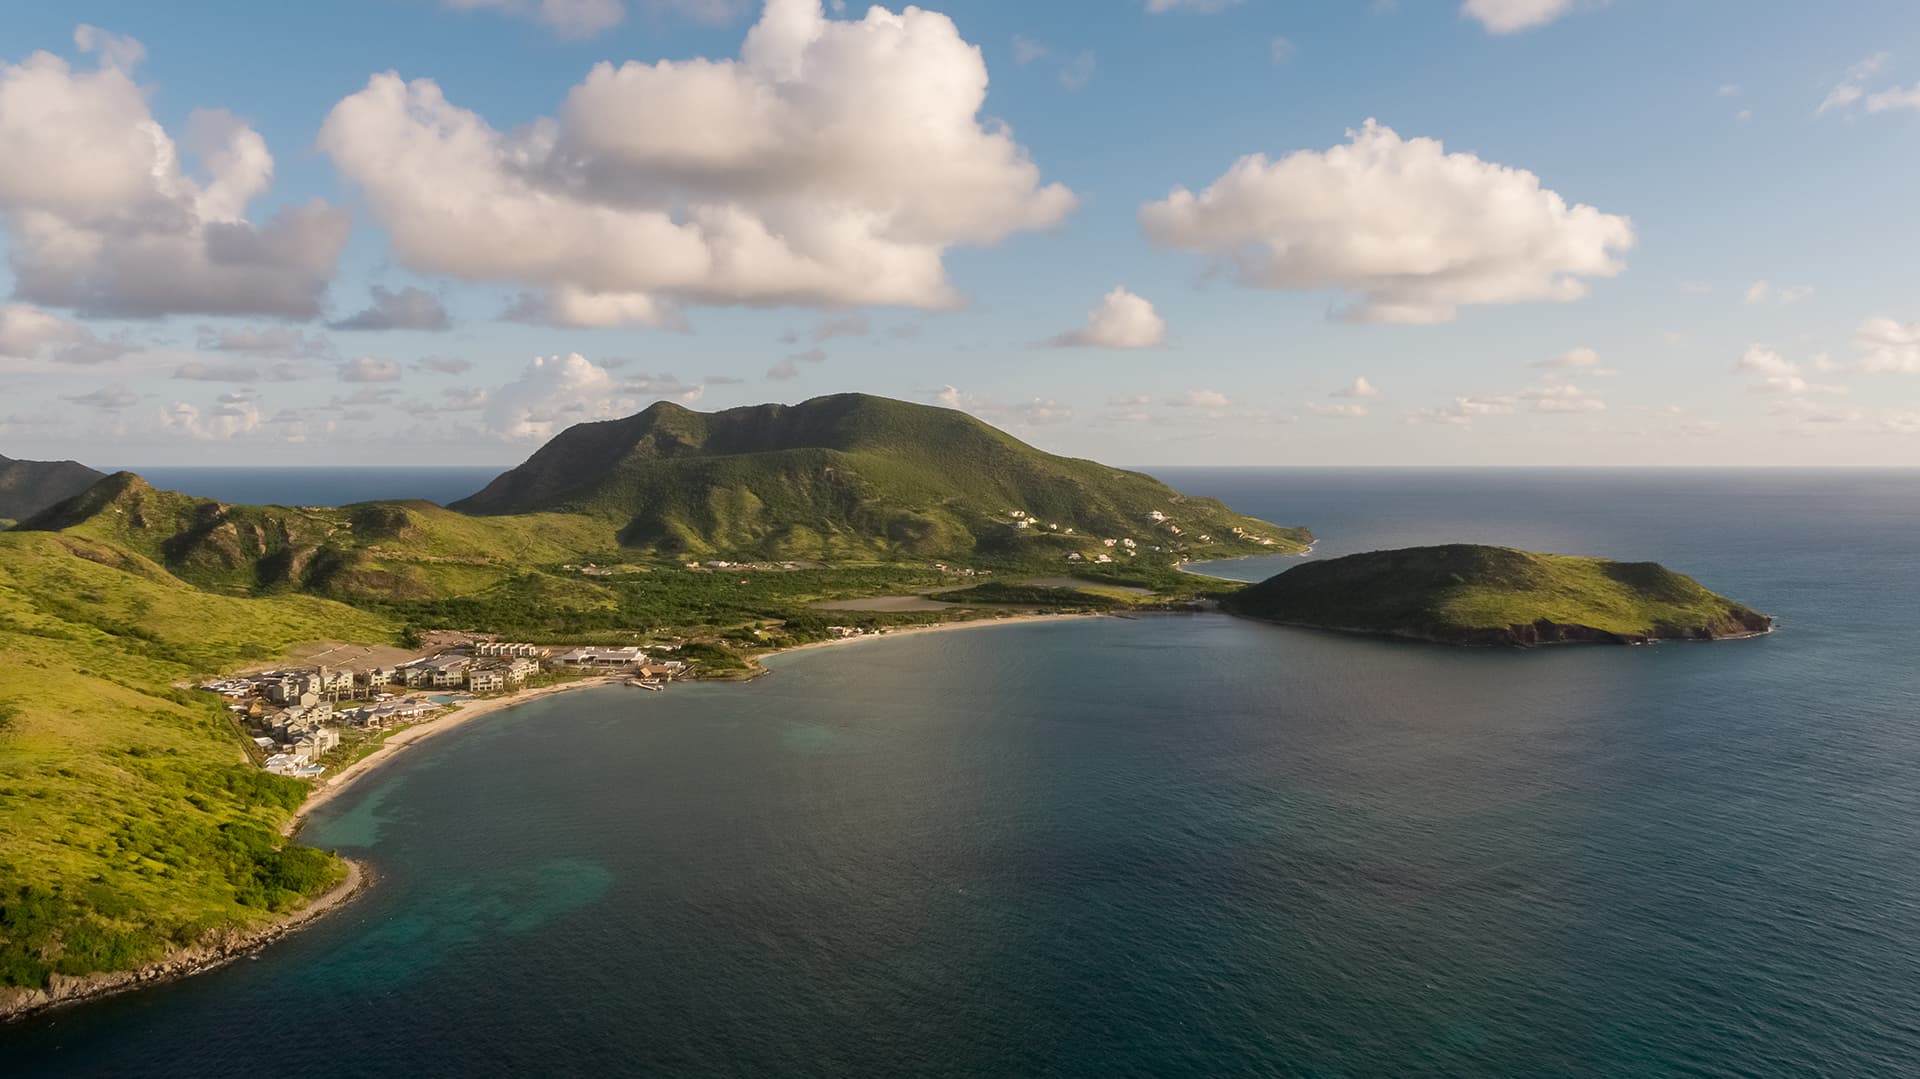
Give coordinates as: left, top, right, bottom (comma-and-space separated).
1, 0, 1918, 466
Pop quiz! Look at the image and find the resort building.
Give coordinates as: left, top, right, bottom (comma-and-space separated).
551, 646, 647, 667
473, 641, 549, 658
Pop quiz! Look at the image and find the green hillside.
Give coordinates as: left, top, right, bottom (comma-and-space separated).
0, 531, 396, 988
1222, 544, 1772, 646
453, 393, 1308, 562
25, 472, 620, 600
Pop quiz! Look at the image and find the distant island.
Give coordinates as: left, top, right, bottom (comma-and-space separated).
1222, 544, 1772, 646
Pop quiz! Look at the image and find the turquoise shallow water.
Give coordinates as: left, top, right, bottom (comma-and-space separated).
8, 469, 1920, 1076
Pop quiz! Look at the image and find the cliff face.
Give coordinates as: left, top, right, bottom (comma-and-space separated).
1222, 545, 1773, 648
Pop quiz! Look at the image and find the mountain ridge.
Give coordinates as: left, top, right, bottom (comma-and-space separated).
451, 393, 1307, 562
0, 452, 103, 525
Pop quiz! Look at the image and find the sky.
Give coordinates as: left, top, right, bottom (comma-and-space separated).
1, 0, 1919, 467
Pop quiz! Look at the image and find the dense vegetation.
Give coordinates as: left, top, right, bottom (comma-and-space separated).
1222, 544, 1771, 646
451, 394, 1308, 563
0, 531, 389, 990
0, 453, 102, 523
934, 582, 1125, 610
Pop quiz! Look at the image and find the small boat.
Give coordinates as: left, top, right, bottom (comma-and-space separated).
625, 678, 663, 691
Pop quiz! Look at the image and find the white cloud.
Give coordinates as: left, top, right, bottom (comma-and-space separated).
1018, 398, 1073, 424
0, 32, 347, 319
1732, 345, 1798, 377
932, 385, 1069, 427
1168, 389, 1231, 409
330, 285, 451, 331
1332, 376, 1378, 398
1865, 83, 1920, 113
1532, 346, 1601, 370
1743, 280, 1812, 306
1270, 36, 1296, 64
1140, 120, 1633, 324
163, 396, 265, 440
321, 1, 1075, 327
1408, 393, 1517, 426
0, 302, 85, 357
483, 353, 636, 439
1855, 316, 1920, 373
340, 356, 404, 383
1047, 287, 1168, 349
1011, 35, 1047, 65
1307, 402, 1368, 419
1461, 0, 1583, 34
0, 302, 137, 364
1519, 383, 1605, 412
1819, 52, 1891, 114
1733, 344, 1845, 396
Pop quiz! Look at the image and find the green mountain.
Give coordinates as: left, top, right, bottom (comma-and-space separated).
1222, 544, 1771, 646
452, 393, 1308, 562
0, 452, 102, 526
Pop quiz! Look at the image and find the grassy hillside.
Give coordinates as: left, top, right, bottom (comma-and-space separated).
0, 531, 396, 988
1222, 545, 1771, 646
25, 473, 620, 600
0, 453, 102, 523
453, 394, 1308, 563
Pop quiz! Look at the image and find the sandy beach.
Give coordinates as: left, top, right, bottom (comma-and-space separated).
756, 610, 1108, 660
290, 611, 1104, 829
289, 674, 624, 828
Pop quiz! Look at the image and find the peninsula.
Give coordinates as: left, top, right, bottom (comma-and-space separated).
1221, 544, 1772, 646
0, 393, 1306, 1014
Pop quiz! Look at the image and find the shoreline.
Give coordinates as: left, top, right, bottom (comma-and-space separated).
288, 674, 624, 830
755, 610, 1107, 663
2, 610, 1111, 1024
0, 858, 372, 1024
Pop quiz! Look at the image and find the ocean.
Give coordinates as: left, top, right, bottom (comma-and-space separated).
8, 469, 1920, 1076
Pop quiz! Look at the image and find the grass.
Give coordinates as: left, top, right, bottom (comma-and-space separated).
0, 393, 1314, 990
1222, 544, 1769, 643
0, 532, 395, 988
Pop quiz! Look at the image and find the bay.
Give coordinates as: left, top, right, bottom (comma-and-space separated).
9, 469, 1920, 1077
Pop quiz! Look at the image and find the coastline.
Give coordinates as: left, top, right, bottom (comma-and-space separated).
1, 610, 1111, 1025
0, 858, 371, 1024
288, 674, 624, 830
756, 610, 1107, 663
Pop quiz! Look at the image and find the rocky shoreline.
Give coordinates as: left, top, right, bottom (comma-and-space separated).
0, 859, 370, 1024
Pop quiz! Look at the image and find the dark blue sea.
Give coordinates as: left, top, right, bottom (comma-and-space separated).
9, 469, 1920, 1077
